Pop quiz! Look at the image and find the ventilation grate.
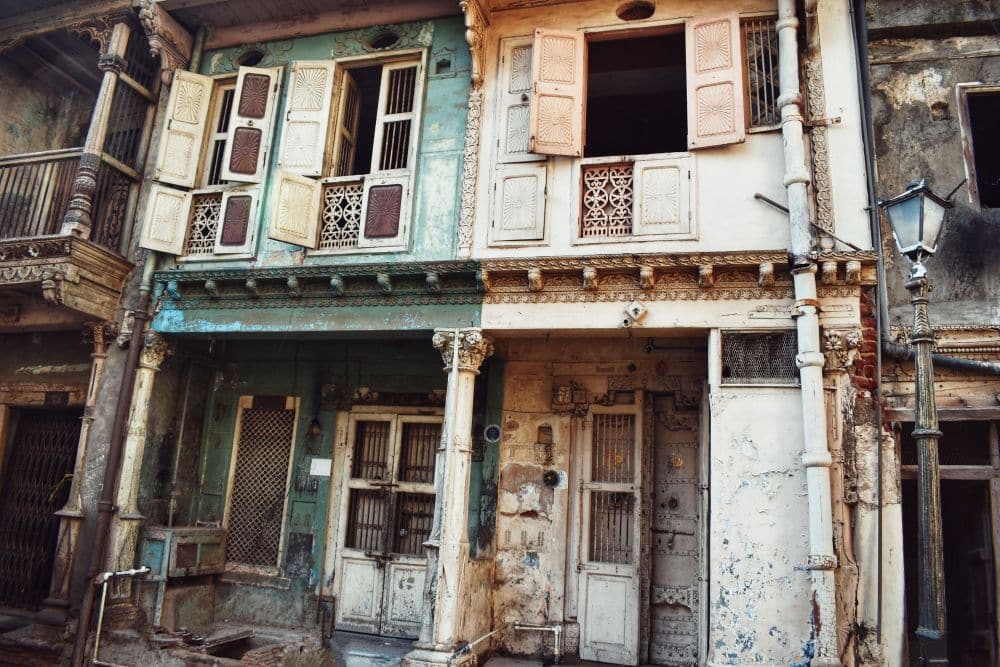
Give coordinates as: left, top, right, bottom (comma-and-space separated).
721, 331, 799, 385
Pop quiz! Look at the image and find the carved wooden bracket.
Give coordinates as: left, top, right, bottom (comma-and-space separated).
459, 0, 489, 88
136, 0, 193, 82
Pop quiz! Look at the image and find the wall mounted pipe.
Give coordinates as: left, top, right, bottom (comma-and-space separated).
777, 0, 840, 663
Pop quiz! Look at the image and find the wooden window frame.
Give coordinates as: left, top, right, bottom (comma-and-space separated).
740, 14, 782, 134
956, 82, 1000, 211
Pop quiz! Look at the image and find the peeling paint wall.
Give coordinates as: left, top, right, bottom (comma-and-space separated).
0, 57, 92, 156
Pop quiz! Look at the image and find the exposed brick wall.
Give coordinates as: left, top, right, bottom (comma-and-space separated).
850, 289, 879, 396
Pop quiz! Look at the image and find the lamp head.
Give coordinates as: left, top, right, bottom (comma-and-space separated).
879, 179, 953, 262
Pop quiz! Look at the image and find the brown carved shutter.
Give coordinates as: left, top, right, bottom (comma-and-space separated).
686, 13, 746, 149
357, 175, 409, 248
528, 28, 586, 157
277, 61, 336, 177
222, 66, 283, 183
153, 70, 213, 188
267, 170, 321, 248
139, 183, 193, 255
213, 187, 260, 254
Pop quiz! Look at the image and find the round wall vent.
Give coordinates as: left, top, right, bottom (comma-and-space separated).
369, 31, 400, 50
237, 49, 265, 67
616, 1, 655, 21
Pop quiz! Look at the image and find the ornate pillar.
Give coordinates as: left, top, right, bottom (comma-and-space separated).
35, 322, 116, 633
456, 0, 488, 259
105, 331, 172, 599
60, 21, 131, 237
407, 329, 493, 666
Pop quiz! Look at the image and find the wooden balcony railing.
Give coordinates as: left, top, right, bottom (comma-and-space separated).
0, 148, 134, 253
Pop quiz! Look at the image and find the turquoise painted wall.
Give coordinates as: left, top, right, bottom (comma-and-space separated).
173, 16, 469, 272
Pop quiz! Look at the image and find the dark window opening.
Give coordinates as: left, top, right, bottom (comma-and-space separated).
238, 50, 265, 67
347, 65, 382, 176
968, 92, 1000, 208
584, 33, 686, 158
900, 420, 992, 466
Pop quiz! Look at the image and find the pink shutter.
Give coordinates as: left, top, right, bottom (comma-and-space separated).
528, 29, 586, 157
686, 13, 746, 150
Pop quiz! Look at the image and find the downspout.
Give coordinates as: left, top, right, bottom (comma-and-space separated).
777, 1, 840, 664
70, 22, 207, 667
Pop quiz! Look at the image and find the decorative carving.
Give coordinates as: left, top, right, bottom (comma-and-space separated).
220, 195, 252, 246
97, 54, 125, 74
582, 267, 598, 291
116, 311, 135, 348
61, 152, 102, 235
228, 127, 262, 175
845, 260, 861, 285
697, 265, 714, 288
184, 194, 222, 257
459, 0, 489, 88
376, 273, 392, 294
82, 321, 118, 355
527, 268, 543, 292
140, 332, 173, 371
245, 279, 260, 298
457, 88, 483, 258
287, 276, 303, 298
207, 40, 293, 75
476, 268, 490, 293
537, 96, 574, 145
639, 266, 655, 290
165, 281, 181, 299
582, 164, 633, 238
433, 328, 494, 374
238, 73, 271, 118
67, 17, 114, 54
500, 174, 539, 233
639, 164, 681, 228
425, 272, 441, 294
320, 181, 363, 250
694, 20, 732, 70
804, 55, 834, 236
364, 184, 403, 238
652, 584, 696, 609
823, 328, 862, 371
204, 280, 220, 298
329, 275, 344, 296
758, 262, 775, 287
820, 260, 837, 285
136, 0, 193, 78
695, 83, 736, 136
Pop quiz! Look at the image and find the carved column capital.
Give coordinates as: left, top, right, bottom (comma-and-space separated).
136, 0, 193, 81
433, 328, 494, 375
82, 320, 118, 355
139, 331, 173, 371
822, 328, 862, 372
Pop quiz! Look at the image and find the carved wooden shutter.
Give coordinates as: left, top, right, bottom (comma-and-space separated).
154, 70, 213, 188
528, 29, 586, 157
332, 70, 362, 176
357, 175, 409, 249
268, 170, 321, 248
491, 164, 546, 242
686, 13, 746, 149
498, 39, 539, 163
222, 66, 283, 183
277, 61, 336, 177
213, 187, 260, 254
139, 183, 192, 255
632, 156, 692, 237
371, 62, 421, 173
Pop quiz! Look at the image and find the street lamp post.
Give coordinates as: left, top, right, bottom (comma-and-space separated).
880, 180, 953, 666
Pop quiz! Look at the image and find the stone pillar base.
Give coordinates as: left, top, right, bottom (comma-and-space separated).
404, 647, 476, 667
34, 598, 70, 638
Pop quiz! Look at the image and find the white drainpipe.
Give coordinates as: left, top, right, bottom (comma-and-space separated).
777, 0, 840, 664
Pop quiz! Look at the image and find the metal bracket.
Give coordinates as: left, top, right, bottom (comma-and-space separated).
804, 116, 841, 127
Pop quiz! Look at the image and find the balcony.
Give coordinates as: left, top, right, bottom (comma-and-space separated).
0, 148, 135, 324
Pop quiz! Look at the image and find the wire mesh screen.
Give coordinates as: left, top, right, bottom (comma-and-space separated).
399, 423, 439, 483
346, 489, 387, 551
589, 491, 635, 564
352, 421, 391, 479
592, 414, 636, 483
392, 492, 434, 556
0, 410, 80, 610
721, 331, 799, 385
226, 407, 295, 567
743, 18, 780, 129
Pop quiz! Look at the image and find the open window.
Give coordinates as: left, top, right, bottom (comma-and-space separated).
139, 67, 281, 258
271, 56, 423, 252
958, 84, 1000, 209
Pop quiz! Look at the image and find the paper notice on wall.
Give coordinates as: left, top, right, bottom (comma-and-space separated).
309, 457, 332, 477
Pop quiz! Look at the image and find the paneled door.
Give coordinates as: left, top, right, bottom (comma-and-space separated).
578, 400, 643, 665
336, 414, 440, 638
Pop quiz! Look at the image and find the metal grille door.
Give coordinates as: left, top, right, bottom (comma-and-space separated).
226, 406, 296, 568
0, 409, 80, 610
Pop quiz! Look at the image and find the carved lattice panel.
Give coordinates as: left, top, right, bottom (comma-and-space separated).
183, 193, 222, 256
226, 407, 295, 568
319, 181, 363, 250
0, 410, 80, 610
581, 163, 633, 238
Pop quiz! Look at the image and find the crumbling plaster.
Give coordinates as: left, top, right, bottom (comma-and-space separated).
0, 57, 92, 157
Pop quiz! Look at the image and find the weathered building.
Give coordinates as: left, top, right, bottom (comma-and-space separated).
865, 0, 1000, 663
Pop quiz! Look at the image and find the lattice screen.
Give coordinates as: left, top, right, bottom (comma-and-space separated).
226, 407, 295, 567
721, 331, 799, 385
320, 181, 362, 250
581, 164, 633, 238
183, 193, 222, 256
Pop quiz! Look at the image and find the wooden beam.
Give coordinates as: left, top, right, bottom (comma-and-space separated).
15, 45, 96, 96
0, 0, 130, 42
885, 407, 1000, 422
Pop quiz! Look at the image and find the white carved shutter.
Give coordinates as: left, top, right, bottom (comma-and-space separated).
153, 70, 213, 188
528, 28, 586, 157
498, 38, 539, 163
371, 61, 421, 173
268, 170, 321, 248
357, 175, 409, 249
222, 66, 283, 183
139, 183, 192, 255
491, 163, 546, 242
332, 69, 362, 176
277, 61, 336, 177
632, 156, 693, 237
686, 13, 746, 149
213, 187, 261, 254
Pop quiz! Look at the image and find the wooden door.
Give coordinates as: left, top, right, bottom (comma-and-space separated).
578, 401, 643, 665
336, 414, 439, 638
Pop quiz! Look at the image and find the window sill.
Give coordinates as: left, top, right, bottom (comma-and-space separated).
176, 252, 256, 263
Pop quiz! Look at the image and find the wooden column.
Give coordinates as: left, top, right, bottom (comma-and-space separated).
60, 21, 130, 238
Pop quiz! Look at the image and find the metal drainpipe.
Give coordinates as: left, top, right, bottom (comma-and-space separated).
70, 21, 207, 667
777, 0, 839, 664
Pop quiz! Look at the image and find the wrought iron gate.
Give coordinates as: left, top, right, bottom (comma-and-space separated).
0, 409, 80, 610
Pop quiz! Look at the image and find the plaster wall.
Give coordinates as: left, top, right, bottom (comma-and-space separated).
0, 331, 92, 405
471, 0, 873, 259
0, 57, 92, 157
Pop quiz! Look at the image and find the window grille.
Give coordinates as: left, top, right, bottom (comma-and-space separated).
398, 422, 438, 483
721, 331, 799, 385
589, 491, 635, 564
378, 65, 418, 171
591, 414, 635, 483
392, 492, 434, 555
319, 180, 363, 250
352, 420, 390, 479
581, 163, 633, 238
346, 489, 387, 551
182, 193, 222, 256
743, 18, 780, 129
226, 407, 295, 567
